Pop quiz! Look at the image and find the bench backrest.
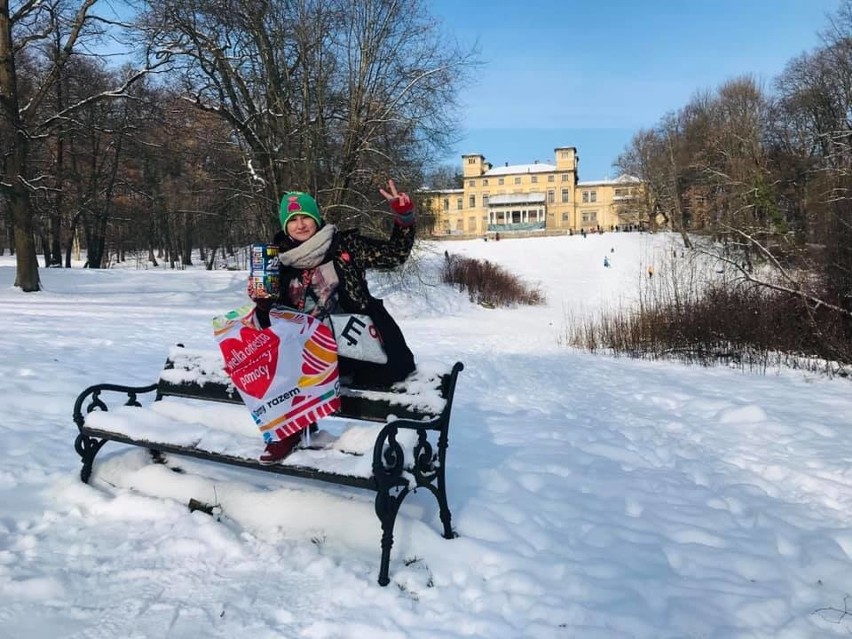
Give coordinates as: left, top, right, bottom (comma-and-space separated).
157, 345, 463, 425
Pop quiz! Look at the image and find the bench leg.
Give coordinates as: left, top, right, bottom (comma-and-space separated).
435, 431, 456, 540
374, 486, 406, 586
435, 465, 455, 540
74, 434, 108, 484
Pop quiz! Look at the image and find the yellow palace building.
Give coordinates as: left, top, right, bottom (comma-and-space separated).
419, 146, 643, 238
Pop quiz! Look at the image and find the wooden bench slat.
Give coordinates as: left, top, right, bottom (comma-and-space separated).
157, 379, 440, 424
159, 346, 453, 420
82, 426, 376, 490
81, 397, 424, 480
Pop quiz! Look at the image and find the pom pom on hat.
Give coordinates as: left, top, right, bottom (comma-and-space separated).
280, 192, 323, 229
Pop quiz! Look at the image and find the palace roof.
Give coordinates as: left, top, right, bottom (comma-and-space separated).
484, 163, 557, 176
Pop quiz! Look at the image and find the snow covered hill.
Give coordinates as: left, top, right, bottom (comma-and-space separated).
1, 231, 851, 638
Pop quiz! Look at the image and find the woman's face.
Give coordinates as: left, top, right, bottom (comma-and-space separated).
286, 215, 318, 242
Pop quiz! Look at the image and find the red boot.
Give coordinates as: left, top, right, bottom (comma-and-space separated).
259, 431, 301, 464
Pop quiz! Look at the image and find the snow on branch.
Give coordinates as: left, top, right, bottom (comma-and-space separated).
16, 173, 62, 194
246, 159, 266, 187
20, 0, 100, 117
35, 61, 170, 132
702, 224, 852, 319
10, 0, 44, 25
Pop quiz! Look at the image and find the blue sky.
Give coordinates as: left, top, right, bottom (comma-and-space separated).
428, 0, 840, 180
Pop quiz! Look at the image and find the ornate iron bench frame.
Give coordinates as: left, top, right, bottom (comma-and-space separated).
73, 345, 464, 586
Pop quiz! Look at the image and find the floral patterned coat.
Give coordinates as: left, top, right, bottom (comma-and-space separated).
269, 220, 417, 385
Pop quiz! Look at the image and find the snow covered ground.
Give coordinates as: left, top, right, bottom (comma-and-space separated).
2, 231, 852, 638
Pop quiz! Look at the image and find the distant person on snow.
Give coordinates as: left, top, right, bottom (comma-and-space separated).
603, 256, 610, 268
250, 181, 417, 461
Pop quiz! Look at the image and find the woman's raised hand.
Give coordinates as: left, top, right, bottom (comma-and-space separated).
379, 179, 412, 214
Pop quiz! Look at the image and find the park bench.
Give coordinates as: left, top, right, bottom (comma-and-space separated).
72, 344, 464, 586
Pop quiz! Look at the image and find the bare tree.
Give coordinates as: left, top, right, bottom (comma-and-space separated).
615, 129, 666, 231
0, 0, 166, 290
610, 0, 852, 353
139, 0, 475, 235
616, 120, 693, 247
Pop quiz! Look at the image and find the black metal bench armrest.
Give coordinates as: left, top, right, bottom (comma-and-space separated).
371, 414, 452, 495
73, 382, 159, 431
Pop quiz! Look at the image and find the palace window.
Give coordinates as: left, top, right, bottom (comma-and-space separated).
468, 180, 475, 188
547, 190, 555, 204
443, 198, 449, 211
469, 194, 475, 208
483, 194, 489, 206
562, 213, 570, 221
582, 190, 597, 203
548, 175, 555, 183
514, 177, 521, 185
561, 173, 569, 181
483, 179, 489, 186
582, 211, 598, 224
498, 177, 504, 185
468, 216, 477, 232
561, 188, 569, 203
456, 197, 463, 210
531, 175, 538, 183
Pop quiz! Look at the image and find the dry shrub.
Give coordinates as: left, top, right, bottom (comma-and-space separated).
564, 252, 852, 376
441, 253, 545, 308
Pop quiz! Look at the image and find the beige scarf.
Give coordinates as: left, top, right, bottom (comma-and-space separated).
278, 224, 337, 269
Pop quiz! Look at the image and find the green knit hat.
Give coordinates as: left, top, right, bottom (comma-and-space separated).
279, 192, 323, 229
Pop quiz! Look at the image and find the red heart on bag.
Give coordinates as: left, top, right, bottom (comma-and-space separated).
219, 325, 280, 399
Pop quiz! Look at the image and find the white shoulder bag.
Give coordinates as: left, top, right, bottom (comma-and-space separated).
328, 314, 388, 364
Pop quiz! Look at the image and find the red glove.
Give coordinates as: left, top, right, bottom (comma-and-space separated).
379, 179, 414, 226
388, 191, 413, 215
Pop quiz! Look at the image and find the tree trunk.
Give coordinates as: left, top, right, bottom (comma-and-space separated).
11, 189, 40, 290
50, 136, 65, 267
205, 244, 219, 270
40, 229, 50, 266
8, 147, 40, 289
84, 211, 109, 269
181, 212, 193, 266
1, 1, 40, 290
64, 212, 82, 267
